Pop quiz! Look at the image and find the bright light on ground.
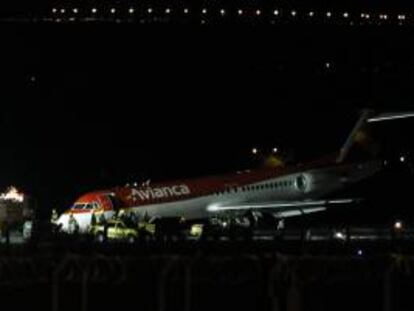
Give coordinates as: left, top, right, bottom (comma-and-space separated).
394, 221, 403, 230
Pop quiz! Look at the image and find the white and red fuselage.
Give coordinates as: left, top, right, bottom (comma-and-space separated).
57, 155, 382, 233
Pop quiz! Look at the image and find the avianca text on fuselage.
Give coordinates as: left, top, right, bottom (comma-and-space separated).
128, 184, 191, 202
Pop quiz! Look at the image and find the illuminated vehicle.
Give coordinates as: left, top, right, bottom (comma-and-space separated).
137, 222, 156, 235
90, 220, 138, 243
190, 224, 204, 237
57, 110, 414, 233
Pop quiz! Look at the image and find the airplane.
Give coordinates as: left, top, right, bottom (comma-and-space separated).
56, 110, 414, 233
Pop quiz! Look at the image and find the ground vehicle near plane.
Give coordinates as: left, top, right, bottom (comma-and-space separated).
90, 219, 139, 243
57, 110, 414, 233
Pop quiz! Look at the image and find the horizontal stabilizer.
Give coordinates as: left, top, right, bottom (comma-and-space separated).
367, 112, 414, 123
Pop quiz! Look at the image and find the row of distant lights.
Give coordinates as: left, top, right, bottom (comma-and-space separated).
51, 8, 408, 20
53, 7, 187, 14
53, 7, 182, 14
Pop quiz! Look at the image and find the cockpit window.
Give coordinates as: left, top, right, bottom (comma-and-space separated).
72, 203, 86, 209
72, 202, 98, 210
85, 203, 95, 209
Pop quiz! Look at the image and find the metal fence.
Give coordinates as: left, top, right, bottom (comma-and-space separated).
0, 250, 414, 311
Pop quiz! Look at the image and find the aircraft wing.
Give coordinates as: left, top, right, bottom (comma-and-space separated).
207, 198, 358, 218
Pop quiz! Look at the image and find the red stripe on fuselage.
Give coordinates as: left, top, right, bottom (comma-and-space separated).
113, 153, 340, 207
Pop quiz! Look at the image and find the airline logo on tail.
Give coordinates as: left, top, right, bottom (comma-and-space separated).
128, 185, 191, 202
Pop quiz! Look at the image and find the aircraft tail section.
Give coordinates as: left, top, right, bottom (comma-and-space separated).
336, 109, 414, 163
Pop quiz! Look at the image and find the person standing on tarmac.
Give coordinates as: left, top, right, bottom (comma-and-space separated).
50, 209, 59, 225
130, 212, 138, 226
68, 213, 79, 234
2, 220, 10, 245
90, 210, 97, 227
98, 212, 106, 225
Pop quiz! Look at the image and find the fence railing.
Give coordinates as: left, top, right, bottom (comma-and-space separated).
0, 252, 414, 311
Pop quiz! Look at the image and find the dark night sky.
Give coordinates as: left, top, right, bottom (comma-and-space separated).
0, 23, 414, 217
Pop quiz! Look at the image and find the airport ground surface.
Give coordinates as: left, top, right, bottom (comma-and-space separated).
1, 223, 414, 311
